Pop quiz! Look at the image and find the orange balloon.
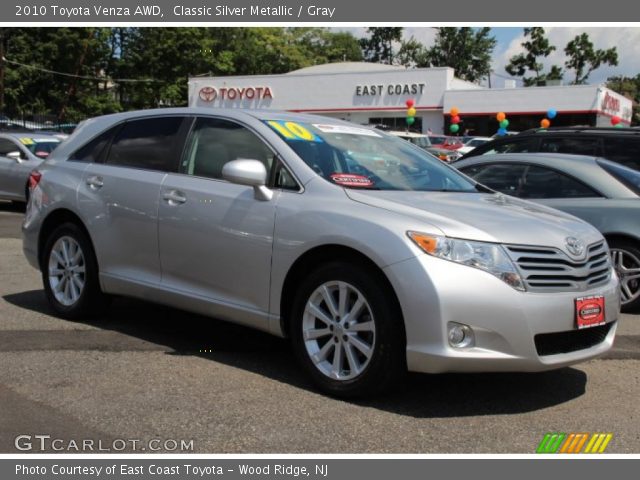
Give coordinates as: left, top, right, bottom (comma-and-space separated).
450, 107, 460, 117
540, 118, 551, 128
496, 112, 506, 122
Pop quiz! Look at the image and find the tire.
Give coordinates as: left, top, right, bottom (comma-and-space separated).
609, 239, 640, 313
41, 222, 108, 319
290, 262, 405, 398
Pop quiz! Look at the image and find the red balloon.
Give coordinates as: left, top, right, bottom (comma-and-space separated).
452, 115, 461, 124
406, 99, 415, 108
611, 116, 621, 125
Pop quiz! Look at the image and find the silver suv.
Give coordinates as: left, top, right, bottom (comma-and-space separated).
23, 108, 620, 397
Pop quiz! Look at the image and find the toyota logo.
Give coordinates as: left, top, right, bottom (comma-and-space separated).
199, 86, 217, 102
565, 236, 585, 257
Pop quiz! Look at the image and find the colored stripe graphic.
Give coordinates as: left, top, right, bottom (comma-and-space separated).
537, 433, 612, 453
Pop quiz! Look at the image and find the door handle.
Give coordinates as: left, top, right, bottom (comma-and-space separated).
162, 190, 186, 205
86, 175, 104, 189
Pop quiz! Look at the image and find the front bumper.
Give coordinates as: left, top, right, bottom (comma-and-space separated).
384, 253, 620, 374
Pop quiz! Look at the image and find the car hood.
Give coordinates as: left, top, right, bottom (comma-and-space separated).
345, 189, 603, 247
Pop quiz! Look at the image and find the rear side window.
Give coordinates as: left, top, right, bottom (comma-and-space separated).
69, 127, 117, 162
0, 138, 22, 157
105, 117, 184, 171
603, 137, 640, 171
539, 137, 600, 156
520, 165, 600, 199
597, 159, 640, 196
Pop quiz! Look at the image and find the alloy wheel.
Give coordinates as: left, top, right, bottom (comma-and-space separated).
611, 248, 640, 305
48, 236, 86, 307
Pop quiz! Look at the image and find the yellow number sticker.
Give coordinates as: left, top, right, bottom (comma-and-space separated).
266, 121, 321, 142
19, 137, 35, 145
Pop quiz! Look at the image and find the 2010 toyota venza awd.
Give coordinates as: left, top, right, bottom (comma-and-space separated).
22, 109, 621, 397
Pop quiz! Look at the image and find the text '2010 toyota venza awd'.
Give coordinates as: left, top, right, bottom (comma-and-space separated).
23, 109, 620, 397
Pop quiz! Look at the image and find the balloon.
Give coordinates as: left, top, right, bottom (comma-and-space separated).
451, 115, 460, 124
406, 116, 415, 126
499, 119, 509, 128
406, 99, 415, 108
615, 123, 624, 128
496, 112, 506, 122
611, 116, 621, 125
450, 124, 460, 133
450, 107, 459, 117
540, 118, 550, 128
497, 127, 507, 136
547, 109, 557, 119
407, 107, 417, 117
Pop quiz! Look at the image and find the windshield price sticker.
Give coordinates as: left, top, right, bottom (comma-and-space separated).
313, 124, 382, 137
266, 120, 322, 142
330, 173, 374, 188
19, 137, 35, 145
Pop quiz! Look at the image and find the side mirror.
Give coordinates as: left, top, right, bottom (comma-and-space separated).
222, 159, 273, 201
6, 151, 23, 162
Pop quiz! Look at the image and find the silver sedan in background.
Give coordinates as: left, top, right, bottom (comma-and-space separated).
455, 153, 640, 311
0, 132, 62, 202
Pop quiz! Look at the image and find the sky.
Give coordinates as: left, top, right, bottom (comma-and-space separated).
337, 27, 639, 87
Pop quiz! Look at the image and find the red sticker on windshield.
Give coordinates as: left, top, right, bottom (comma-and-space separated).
330, 174, 374, 188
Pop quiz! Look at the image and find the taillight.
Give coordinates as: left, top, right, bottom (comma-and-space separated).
28, 170, 42, 190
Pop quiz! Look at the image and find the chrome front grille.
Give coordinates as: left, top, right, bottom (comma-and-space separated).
505, 241, 611, 292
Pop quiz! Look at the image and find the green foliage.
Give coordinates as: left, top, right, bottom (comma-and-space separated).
505, 27, 563, 86
360, 27, 403, 65
565, 33, 618, 85
0, 27, 362, 119
421, 28, 496, 83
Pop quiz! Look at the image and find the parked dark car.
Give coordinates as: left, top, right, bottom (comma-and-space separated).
458, 127, 640, 172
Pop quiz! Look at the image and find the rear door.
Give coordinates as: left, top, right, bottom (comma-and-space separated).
0, 138, 32, 200
78, 116, 188, 284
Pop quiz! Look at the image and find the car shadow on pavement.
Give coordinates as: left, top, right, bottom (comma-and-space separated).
4, 290, 587, 418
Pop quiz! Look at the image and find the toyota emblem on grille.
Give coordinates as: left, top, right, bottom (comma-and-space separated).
565, 236, 585, 257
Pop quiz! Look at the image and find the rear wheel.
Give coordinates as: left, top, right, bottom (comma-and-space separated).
609, 239, 640, 312
290, 262, 405, 398
42, 222, 107, 319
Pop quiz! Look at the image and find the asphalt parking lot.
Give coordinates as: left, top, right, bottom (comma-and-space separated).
0, 201, 639, 453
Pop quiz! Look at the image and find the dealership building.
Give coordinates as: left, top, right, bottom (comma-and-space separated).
188, 62, 632, 135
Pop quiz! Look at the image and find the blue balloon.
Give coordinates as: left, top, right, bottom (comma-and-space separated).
547, 109, 557, 119
497, 127, 507, 136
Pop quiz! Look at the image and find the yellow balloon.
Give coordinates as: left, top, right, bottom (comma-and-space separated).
407, 107, 417, 117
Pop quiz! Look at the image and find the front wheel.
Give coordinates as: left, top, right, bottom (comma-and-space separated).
290, 262, 405, 398
609, 239, 640, 312
42, 222, 107, 319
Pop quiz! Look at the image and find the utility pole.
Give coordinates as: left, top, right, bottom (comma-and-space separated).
0, 29, 5, 114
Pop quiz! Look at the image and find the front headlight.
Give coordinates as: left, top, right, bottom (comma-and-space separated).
407, 231, 525, 291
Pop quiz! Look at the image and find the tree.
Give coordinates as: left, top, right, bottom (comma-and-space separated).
396, 37, 428, 68
505, 27, 563, 86
360, 27, 403, 64
564, 33, 618, 85
424, 27, 496, 83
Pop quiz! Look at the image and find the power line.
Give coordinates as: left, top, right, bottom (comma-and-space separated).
1, 57, 162, 83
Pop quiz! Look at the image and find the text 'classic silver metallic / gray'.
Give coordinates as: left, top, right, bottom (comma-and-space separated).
22, 108, 621, 397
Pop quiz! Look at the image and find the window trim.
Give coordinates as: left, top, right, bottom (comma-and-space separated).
460, 161, 606, 199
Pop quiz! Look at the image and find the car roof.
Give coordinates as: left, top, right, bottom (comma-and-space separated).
387, 131, 427, 138
518, 126, 640, 136
454, 152, 638, 199
0, 132, 62, 141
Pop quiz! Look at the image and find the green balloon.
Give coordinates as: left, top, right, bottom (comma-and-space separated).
500, 119, 509, 128
615, 123, 624, 128
450, 124, 459, 133
406, 116, 415, 126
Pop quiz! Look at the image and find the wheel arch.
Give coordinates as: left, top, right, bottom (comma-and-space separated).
279, 244, 405, 340
37, 208, 96, 271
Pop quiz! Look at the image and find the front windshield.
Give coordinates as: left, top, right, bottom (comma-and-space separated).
407, 136, 431, 148
266, 120, 478, 192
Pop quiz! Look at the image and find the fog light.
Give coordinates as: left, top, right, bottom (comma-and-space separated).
448, 323, 474, 348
